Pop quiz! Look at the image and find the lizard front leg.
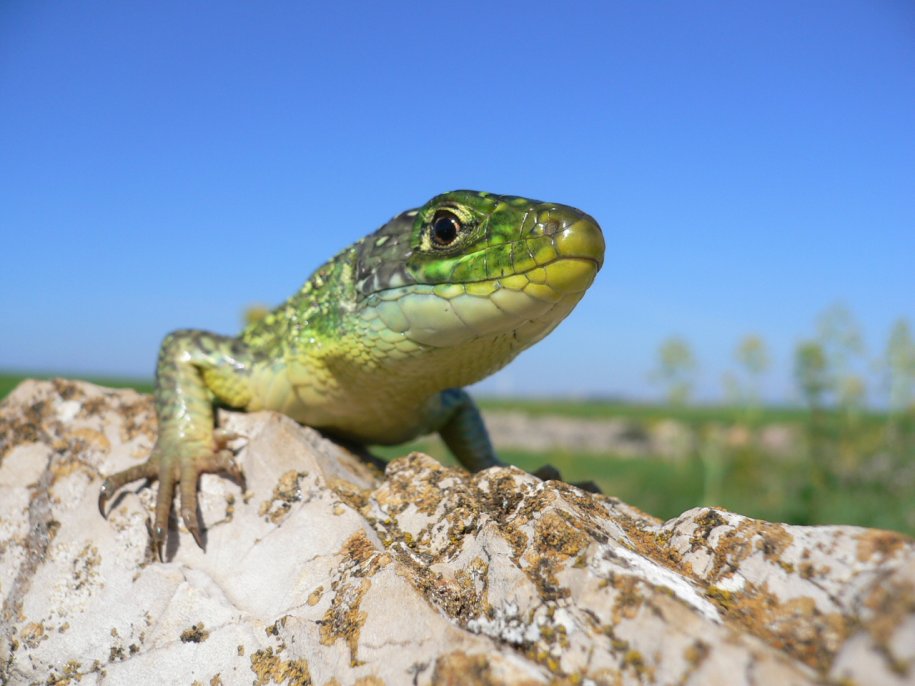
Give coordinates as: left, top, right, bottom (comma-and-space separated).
432, 388, 601, 492
431, 389, 505, 471
99, 330, 254, 558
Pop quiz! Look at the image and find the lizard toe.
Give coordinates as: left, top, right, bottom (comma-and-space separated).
98, 460, 159, 517
179, 458, 205, 550
213, 427, 243, 446
152, 459, 178, 561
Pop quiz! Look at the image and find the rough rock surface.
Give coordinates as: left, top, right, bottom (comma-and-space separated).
1, 380, 913, 685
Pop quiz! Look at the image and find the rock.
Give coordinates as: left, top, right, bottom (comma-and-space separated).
1, 380, 913, 685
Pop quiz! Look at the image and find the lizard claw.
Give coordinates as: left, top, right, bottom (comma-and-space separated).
179, 459, 204, 550
182, 512, 205, 550
98, 484, 111, 517
149, 521, 168, 562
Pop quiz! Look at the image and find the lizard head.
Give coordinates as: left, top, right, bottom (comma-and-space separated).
353, 190, 604, 370
408, 190, 604, 294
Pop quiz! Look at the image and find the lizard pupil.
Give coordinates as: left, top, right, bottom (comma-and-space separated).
431, 211, 461, 247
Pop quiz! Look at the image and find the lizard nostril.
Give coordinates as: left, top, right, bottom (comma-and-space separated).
543, 219, 562, 235
527, 215, 563, 237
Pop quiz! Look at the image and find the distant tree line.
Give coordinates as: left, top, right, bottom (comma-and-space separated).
651, 304, 915, 415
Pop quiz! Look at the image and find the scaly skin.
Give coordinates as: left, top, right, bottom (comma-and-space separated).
99, 190, 605, 558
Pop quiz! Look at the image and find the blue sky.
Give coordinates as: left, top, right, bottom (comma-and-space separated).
1, 1, 913, 403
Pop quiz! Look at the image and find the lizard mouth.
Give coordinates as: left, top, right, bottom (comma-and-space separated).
448, 214, 605, 298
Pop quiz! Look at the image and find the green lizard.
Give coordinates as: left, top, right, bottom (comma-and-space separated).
99, 190, 604, 557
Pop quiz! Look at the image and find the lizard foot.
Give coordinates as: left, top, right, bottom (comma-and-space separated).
532, 464, 603, 494
99, 445, 244, 560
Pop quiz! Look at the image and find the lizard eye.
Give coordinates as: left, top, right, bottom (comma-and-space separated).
431, 211, 462, 248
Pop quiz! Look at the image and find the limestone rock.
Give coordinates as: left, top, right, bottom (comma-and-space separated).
0, 380, 913, 685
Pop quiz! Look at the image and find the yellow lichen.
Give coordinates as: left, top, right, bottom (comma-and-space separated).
249, 647, 311, 686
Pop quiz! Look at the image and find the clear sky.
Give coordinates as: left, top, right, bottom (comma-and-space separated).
1, 1, 913, 403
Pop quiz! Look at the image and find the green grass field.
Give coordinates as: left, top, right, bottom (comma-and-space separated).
478, 396, 815, 423
3, 371, 913, 537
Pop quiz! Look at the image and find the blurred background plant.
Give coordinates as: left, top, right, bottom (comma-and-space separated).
651, 337, 698, 407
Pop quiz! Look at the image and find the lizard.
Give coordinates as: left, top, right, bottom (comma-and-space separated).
98, 190, 605, 558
